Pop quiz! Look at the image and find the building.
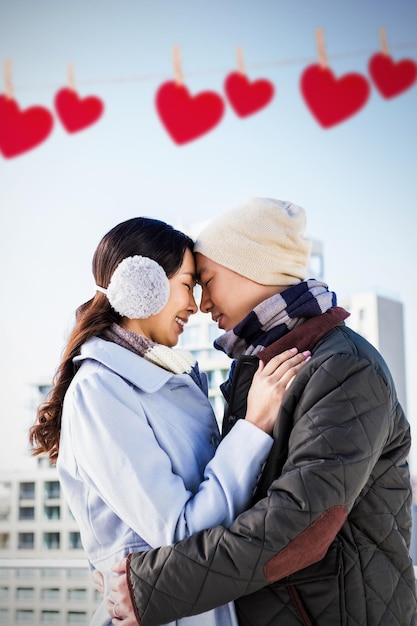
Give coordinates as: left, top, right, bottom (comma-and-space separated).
339, 292, 407, 412
0, 459, 100, 625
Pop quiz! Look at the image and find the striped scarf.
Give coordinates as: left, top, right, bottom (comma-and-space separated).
214, 279, 337, 359
102, 323, 203, 388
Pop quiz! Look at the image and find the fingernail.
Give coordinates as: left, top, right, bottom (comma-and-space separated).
290, 347, 298, 353
302, 351, 311, 357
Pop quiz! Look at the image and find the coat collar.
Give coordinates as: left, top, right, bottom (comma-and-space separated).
74, 337, 174, 393
259, 306, 350, 363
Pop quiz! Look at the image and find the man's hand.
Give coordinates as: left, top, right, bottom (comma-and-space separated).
107, 557, 140, 625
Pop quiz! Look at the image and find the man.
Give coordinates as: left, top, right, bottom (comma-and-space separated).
108, 198, 416, 625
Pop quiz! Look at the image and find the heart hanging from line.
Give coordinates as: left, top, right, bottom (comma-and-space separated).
54, 88, 104, 133
0, 95, 54, 158
368, 53, 417, 99
224, 72, 275, 117
156, 81, 225, 145
300, 64, 370, 128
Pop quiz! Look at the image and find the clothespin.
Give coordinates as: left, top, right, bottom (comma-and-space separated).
67, 62, 76, 91
172, 45, 183, 86
236, 46, 245, 75
4, 58, 13, 99
315, 28, 327, 69
379, 27, 389, 56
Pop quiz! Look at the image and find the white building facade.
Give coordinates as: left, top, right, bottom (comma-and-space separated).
0, 460, 100, 625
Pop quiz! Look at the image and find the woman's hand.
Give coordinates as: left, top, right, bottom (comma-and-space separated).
245, 348, 310, 435
107, 558, 139, 625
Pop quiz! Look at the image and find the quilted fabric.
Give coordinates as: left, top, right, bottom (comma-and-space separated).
128, 324, 417, 626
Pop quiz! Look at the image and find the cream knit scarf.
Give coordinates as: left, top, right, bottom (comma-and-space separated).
103, 323, 197, 375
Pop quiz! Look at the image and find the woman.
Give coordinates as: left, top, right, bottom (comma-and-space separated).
29, 216, 309, 626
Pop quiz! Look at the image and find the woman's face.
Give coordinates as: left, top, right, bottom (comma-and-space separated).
123, 248, 198, 347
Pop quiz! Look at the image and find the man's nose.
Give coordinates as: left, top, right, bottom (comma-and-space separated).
199, 289, 210, 313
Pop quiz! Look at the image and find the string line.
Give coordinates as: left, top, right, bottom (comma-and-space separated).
8, 41, 417, 93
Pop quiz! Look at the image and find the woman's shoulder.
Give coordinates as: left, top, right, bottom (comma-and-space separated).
74, 336, 175, 393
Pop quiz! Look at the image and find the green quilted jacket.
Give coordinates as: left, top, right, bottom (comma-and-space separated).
127, 314, 417, 626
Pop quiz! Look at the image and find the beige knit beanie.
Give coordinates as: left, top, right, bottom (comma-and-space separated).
194, 197, 312, 286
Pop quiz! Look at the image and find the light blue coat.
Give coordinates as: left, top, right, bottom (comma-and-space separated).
57, 337, 273, 626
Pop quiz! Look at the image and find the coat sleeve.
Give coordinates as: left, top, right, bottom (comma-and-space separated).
63, 366, 273, 549
126, 352, 398, 625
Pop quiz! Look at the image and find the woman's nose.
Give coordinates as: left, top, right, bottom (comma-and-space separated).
189, 293, 198, 314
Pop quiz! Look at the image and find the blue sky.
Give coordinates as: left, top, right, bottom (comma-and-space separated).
0, 0, 416, 470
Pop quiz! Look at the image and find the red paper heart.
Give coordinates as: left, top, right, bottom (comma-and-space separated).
54, 88, 104, 133
224, 72, 274, 117
368, 52, 417, 99
0, 96, 54, 158
156, 81, 224, 145
300, 64, 370, 128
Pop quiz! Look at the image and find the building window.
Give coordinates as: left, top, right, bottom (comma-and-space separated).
18, 533, 35, 550
19, 482, 35, 500
41, 588, 60, 600
0, 533, 10, 549
0, 504, 10, 521
38, 384, 51, 395
309, 251, 324, 279
0, 587, 8, 599
16, 610, 34, 623
69, 532, 83, 550
16, 569, 35, 579
41, 611, 60, 623
16, 587, 35, 600
208, 323, 222, 343
19, 507, 35, 521
43, 533, 60, 550
44, 482, 60, 499
67, 613, 87, 624
67, 568, 88, 579
37, 456, 53, 469
182, 324, 202, 345
67, 588, 87, 601
0, 608, 8, 624
44, 506, 60, 520
41, 569, 61, 578
68, 507, 76, 520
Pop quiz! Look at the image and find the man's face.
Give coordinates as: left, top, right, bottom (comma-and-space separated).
195, 253, 278, 331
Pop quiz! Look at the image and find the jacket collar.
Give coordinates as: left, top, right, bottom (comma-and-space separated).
74, 337, 174, 393
259, 306, 350, 363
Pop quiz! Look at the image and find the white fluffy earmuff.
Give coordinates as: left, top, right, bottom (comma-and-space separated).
96, 255, 170, 319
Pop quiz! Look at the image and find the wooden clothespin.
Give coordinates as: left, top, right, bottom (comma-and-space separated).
236, 46, 245, 75
172, 45, 183, 86
315, 28, 327, 69
379, 27, 389, 56
4, 58, 13, 99
67, 62, 76, 91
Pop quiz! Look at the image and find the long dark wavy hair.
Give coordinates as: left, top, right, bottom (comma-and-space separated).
29, 217, 194, 463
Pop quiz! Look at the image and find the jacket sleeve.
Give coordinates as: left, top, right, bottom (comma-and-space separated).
126, 352, 397, 625
64, 366, 273, 549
